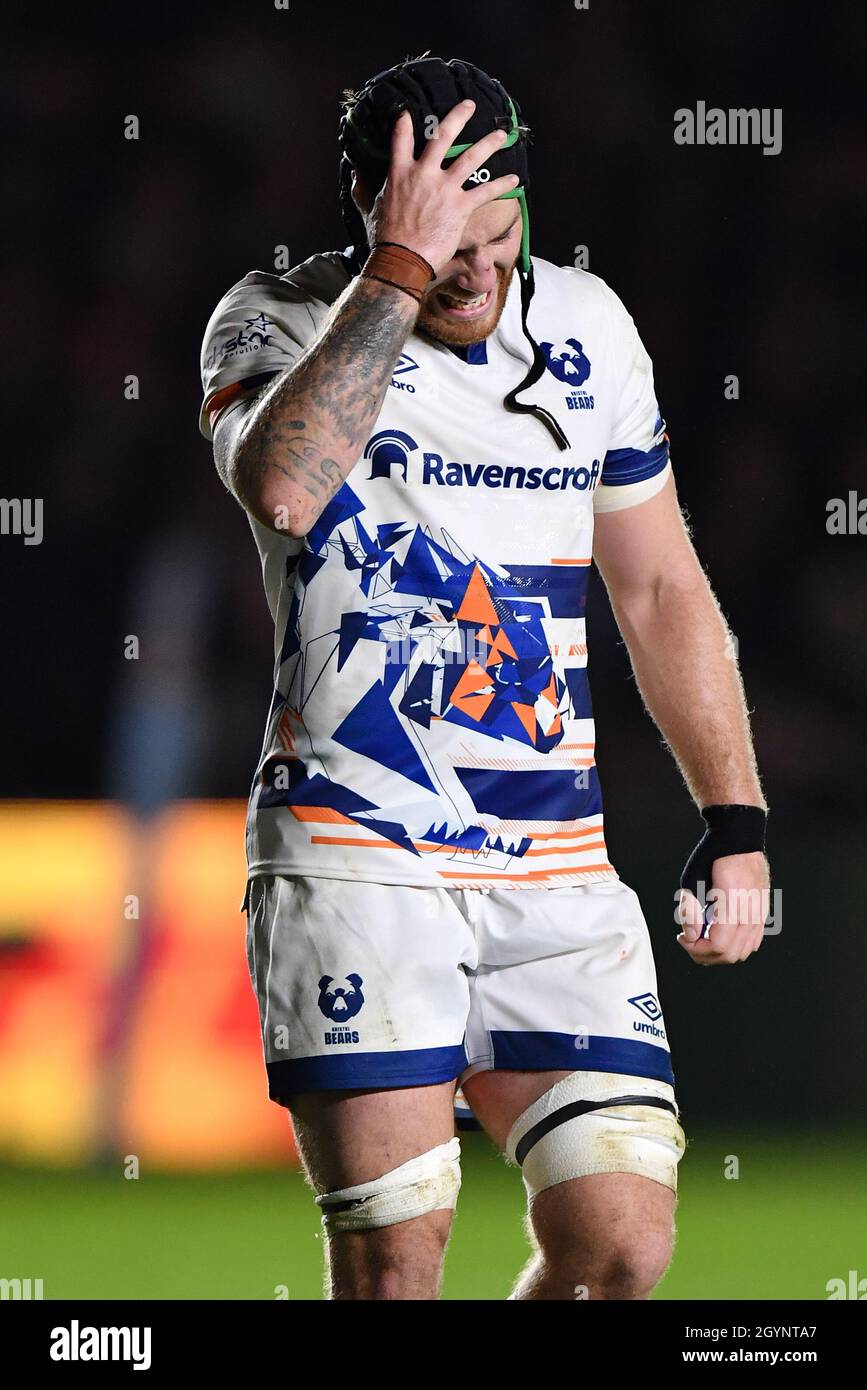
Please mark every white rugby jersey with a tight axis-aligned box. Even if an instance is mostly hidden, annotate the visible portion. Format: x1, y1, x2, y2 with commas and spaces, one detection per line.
199, 251, 671, 889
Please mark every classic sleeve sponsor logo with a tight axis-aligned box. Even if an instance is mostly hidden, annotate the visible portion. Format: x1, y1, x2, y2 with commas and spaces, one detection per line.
203, 312, 275, 372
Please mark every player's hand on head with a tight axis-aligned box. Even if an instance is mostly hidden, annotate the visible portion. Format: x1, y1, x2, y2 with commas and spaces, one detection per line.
676, 851, 770, 966
366, 101, 520, 276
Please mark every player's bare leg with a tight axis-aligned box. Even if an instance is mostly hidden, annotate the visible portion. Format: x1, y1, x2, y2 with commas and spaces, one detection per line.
513, 1169, 675, 1301
463, 1069, 676, 1300
289, 1081, 457, 1300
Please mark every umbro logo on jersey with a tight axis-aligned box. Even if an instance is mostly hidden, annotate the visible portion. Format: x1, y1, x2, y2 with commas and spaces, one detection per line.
393, 353, 419, 375
364, 429, 601, 492
390, 353, 419, 394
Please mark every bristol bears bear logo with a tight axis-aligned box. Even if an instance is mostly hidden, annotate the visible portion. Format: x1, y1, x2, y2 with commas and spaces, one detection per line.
317, 974, 365, 1022
540, 338, 592, 387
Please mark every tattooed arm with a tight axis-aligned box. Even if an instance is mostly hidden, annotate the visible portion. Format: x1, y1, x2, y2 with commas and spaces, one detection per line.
213, 276, 417, 536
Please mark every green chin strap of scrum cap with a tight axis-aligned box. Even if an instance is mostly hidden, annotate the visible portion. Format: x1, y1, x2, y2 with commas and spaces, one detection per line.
439, 100, 531, 274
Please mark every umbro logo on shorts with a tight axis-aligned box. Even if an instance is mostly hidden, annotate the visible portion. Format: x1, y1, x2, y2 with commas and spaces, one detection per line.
628, 992, 662, 1021
628, 992, 666, 1040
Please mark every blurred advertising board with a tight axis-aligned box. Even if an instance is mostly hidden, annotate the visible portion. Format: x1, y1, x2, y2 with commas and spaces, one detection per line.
0, 802, 294, 1168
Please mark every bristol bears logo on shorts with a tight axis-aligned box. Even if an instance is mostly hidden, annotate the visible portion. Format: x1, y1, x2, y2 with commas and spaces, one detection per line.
318, 974, 365, 1022
540, 338, 592, 388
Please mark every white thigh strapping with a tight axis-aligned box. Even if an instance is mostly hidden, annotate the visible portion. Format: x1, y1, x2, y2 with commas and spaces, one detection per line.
505, 1071, 686, 1196
315, 1137, 462, 1232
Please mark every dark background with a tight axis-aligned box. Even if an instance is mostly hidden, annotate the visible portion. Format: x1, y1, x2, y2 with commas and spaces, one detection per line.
3, 0, 865, 1121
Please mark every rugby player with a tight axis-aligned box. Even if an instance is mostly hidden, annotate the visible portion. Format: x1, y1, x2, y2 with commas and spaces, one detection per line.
199, 56, 770, 1300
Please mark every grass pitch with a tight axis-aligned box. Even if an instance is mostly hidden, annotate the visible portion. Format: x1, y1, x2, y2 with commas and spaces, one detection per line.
2, 1130, 863, 1301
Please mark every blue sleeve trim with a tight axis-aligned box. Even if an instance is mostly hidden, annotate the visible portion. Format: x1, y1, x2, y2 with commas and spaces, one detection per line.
601, 439, 670, 486
602, 413, 670, 486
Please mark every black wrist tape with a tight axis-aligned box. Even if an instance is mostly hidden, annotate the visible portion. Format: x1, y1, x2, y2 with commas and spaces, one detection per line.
680, 804, 768, 902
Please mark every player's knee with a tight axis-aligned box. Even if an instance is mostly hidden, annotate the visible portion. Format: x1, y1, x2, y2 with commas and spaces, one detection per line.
362, 1259, 438, 1302
539, 1218, 674, 1299
581, 1229, 672, 1299
313, 1137, 460, 1299
328, 1209, 453, 1299
597, 1221, 673, 1298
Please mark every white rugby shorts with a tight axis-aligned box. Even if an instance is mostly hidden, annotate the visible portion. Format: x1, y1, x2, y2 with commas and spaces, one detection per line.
243, 874, 675, 1106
